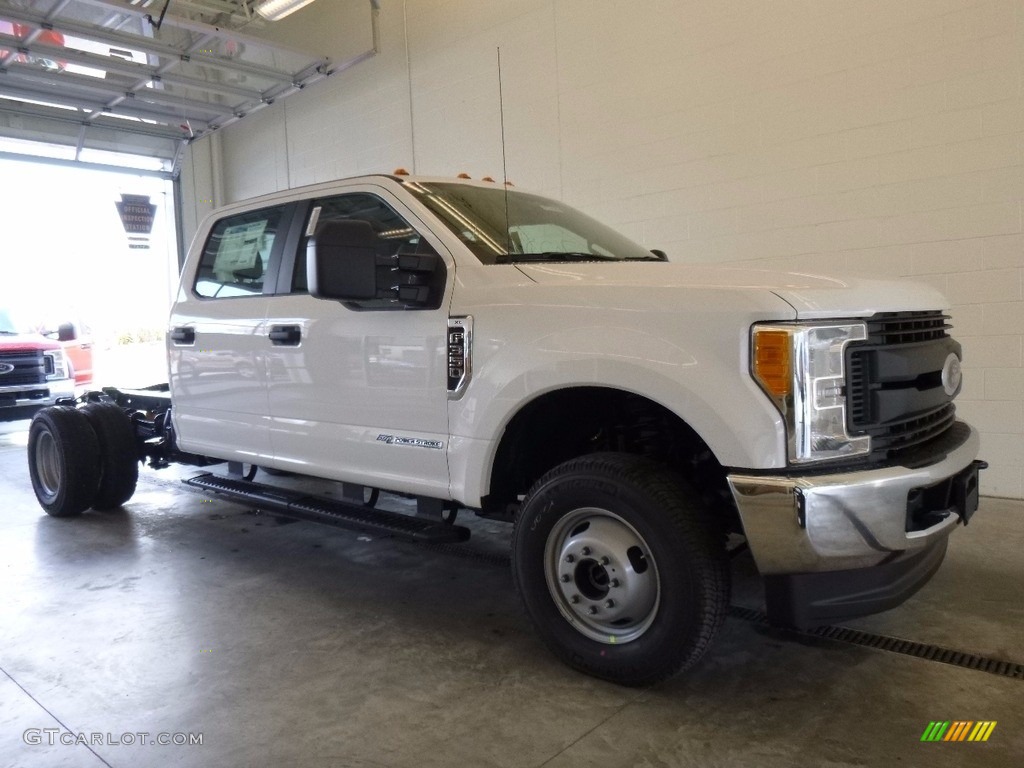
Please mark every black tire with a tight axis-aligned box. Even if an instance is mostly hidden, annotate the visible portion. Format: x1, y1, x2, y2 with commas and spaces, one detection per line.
512, 453, 730, 686
81, 402, 139, 510
27, 406, 101, 517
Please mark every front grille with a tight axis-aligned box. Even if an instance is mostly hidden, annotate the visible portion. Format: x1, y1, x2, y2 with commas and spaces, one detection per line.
0, 350, 47, 387
864, 311, 950, 345
847, 349, 873, 425
862, 403, 957, 455
847, 311, 958, 462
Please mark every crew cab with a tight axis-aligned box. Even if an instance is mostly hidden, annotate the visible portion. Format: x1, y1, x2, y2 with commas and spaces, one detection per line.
25, 173, 984, 685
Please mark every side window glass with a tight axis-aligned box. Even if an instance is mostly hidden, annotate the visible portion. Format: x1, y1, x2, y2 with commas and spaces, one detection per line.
292, 193, 441, 309
194, 205, 285, 299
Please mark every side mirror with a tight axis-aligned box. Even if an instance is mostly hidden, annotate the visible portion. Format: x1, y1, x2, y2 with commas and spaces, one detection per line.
307, 220, 443, 308
57, 322, 76, 342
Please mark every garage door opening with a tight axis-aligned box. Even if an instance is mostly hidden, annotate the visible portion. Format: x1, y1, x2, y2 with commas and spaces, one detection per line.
0, 147, 178, 392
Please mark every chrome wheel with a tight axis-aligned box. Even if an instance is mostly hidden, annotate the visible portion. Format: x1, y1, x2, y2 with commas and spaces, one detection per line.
544, 507, 660, 644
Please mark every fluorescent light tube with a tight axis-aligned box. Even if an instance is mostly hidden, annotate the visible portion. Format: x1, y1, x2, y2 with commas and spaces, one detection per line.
255, 0, 317, 21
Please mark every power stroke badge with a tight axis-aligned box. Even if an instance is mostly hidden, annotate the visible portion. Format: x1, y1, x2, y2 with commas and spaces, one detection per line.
377, 434, 444, 450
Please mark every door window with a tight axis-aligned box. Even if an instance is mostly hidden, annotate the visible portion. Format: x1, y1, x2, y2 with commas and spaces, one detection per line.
194, 205, 286, 299
291, 193, 443, 309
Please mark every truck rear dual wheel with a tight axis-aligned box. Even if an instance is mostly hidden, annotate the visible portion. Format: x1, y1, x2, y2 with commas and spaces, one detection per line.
512, 453, 730, 686
28, 406, 101, 517
81, 402, 139, 510
27, 403, 138, 517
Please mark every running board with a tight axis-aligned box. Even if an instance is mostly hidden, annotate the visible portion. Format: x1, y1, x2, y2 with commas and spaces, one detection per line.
183, 473, 470, 544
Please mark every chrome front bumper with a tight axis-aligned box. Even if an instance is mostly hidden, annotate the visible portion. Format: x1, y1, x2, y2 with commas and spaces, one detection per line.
0, 379, 76, 410
727, 424, 981, 575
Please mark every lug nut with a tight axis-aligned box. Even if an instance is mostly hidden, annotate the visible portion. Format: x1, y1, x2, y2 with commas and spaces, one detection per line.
581, 547, 592, 556
587, 606, 598, 615
560, 574, 571, 583
565, 554, 576, 564
570, 595, 580, 604
605, 599, 615, 609
609, 579, 620, 588
600, 556, 610, 566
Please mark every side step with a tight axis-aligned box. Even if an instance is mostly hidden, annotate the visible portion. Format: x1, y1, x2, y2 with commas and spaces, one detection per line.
183, 473, 470, 544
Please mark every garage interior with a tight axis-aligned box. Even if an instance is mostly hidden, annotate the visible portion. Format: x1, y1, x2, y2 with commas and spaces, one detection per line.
1, 0, 1022, 766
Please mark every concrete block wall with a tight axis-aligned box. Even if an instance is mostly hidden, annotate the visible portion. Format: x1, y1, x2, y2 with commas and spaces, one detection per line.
184, 0, 1024, 498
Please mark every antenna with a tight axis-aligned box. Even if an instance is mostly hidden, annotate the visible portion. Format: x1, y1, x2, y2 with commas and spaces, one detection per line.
497, 47, 511, 256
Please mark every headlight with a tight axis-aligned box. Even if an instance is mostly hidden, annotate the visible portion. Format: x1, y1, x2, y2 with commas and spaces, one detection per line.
44, 349, 69, 381
752, 322, 870, 463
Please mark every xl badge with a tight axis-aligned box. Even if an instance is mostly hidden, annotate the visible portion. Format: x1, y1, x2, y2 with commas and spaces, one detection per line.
0, 363, 14, 375
941, 352, 962, 397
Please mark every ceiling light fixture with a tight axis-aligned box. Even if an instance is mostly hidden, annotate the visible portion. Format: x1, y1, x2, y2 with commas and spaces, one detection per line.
255, 0, 318, 21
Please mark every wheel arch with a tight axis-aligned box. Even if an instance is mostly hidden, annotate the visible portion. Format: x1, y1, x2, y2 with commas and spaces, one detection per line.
475, 384, 739, 530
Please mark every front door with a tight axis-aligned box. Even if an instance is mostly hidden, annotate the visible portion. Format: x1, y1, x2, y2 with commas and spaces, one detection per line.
263, 188, 453, 498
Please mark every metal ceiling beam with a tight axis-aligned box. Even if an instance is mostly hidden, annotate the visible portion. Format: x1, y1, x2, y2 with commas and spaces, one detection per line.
0, 81, 211, 130
1, 66, 238, 117
0, 0, 71, 67
0, 0, 355, 176
0, 97, 192, 141
23, 40, 265, 102
0, 148, 174, 178
72, 0, 318, 60
0, 5, 310, 84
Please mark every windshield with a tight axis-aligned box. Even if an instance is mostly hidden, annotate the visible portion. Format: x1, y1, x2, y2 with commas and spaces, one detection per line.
0, 308, 17, 335
406, 182, 659, 265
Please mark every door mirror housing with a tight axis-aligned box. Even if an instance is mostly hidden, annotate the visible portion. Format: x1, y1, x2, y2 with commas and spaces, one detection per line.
57, 322, 77, 342
307, 220, 443, 308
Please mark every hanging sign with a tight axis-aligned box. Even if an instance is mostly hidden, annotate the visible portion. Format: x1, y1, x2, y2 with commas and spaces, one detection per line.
115, 194, 157, 249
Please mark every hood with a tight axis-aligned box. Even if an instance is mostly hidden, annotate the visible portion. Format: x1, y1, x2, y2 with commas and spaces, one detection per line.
514, 262, 949, 319
0, 332, 61, 352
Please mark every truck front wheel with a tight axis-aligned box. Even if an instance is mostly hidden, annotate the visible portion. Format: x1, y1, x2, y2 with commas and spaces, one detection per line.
27, 406, 101, 517
512, 453, 729, 686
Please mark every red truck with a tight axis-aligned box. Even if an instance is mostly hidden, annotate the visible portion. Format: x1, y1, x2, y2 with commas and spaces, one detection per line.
0, 308, 79, 420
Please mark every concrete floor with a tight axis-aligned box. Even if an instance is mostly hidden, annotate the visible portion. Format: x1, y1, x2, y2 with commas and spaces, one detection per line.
1, 418, 1022, 768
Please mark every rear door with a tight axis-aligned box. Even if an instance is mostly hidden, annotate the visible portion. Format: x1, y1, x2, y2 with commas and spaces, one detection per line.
169, 203, 296, 463
263, 187, 454, 498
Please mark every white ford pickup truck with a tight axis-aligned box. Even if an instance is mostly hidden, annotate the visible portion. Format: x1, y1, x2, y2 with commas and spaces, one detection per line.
26, 173, 984, 685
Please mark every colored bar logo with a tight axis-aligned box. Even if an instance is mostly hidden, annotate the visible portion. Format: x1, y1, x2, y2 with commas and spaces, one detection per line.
921, 721, 997, 742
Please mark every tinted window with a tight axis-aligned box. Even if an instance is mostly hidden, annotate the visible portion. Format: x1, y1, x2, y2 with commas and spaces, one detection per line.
194, 206, 285, 298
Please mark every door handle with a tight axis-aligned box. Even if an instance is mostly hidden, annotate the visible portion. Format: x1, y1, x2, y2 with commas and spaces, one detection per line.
269, 325, 301, 346
170, 327, 195, 345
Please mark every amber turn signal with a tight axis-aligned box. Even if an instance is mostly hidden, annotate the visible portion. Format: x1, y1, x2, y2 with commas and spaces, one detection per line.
753, 329, 792, 398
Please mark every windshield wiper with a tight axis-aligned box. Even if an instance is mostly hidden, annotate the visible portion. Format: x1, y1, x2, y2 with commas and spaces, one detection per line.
0, 330, 18, 335
499, 252, 664, 264
498, 252, 622, 264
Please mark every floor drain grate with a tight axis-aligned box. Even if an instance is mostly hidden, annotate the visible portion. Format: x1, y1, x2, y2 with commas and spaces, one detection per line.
729, 605, 1024, 680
